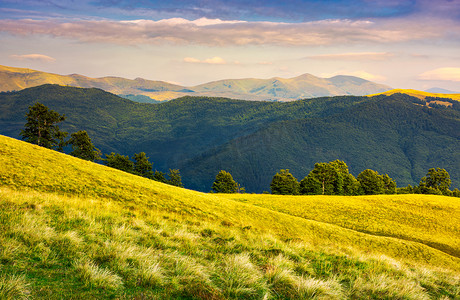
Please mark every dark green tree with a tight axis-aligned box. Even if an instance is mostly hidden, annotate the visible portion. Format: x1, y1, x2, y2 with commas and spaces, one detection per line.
104, 152, 134, 173
419, 168, 451, 195
452, 188, 460, 198
270, 169, 299, 195
68, 130, 101, 161
152, 170, 167, 183
211, 170, 238, 193
20, 102, 67, 150
167, 169, 183, 187
300, 160, 359, 195
357, 169, 396, 195
132, 152, 153, 178
382, 174, 397, 194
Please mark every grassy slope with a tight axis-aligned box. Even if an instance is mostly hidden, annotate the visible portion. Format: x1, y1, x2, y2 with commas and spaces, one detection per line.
1, 135, 459, 299
223, 194, 460, 258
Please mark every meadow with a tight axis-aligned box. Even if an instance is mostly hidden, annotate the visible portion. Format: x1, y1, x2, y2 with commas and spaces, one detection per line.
0, 134, 459, 299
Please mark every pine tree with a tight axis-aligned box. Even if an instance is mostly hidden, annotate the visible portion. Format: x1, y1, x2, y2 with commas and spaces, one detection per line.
132, 152, 153, 178
167, 169, 183, 187
20, 102, 67, 150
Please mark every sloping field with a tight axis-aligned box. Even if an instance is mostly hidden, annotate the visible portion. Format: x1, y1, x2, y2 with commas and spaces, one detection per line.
0, 135, 459, 299
222, 194, 460, 258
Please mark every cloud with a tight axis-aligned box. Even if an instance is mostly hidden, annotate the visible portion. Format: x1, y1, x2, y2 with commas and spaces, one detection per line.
307, 52, 393, 61
184, 56, 227, 64
10, 54, 56, 62
418, 68, 460, 82
321, 70, 387, 82
0, 17, 457, 47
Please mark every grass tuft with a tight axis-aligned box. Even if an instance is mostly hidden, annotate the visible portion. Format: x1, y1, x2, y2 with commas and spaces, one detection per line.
214, 253, 269, 299
0, 274, 31, 300
73, 259, 123, 290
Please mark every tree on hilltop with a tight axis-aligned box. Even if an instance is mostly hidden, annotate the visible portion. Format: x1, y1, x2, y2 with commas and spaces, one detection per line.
20, 102, 67, 150
357, 169, 396, 195
300, 160, 360, 195
211, 170, 238, 193
418, 168, 451, 195
270, 169, 299, 195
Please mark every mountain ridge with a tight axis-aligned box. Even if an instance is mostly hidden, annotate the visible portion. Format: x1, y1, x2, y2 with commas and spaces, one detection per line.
0, 64, 391, 101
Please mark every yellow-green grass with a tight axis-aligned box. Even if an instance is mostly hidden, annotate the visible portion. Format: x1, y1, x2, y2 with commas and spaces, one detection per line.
0, 134, 459, 269
222, 194, 460, 259
1, 185, 459, 299
1, 134, 460, 298
367, 88, 460, 101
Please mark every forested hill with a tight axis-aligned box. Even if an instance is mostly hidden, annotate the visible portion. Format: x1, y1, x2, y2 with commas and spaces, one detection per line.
0, 84, 367, 169
181, 94, 460, 192
0, 84, 458, 192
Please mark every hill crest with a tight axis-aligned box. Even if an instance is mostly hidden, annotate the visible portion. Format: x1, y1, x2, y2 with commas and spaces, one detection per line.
0, 64, 391, 101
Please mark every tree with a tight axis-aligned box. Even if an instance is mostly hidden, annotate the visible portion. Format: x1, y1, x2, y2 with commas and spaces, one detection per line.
167, 169, 183, 188
104, 152, 134, 173
211, 170, 238, 193
270, 169, 299, 195
356, 169, 396, 195
382, 174, 397, 194
132, 152, 153, 178
300, 160, 359, 195
419, 168, 451, 195
152, 170, 167, 183
68, 130, 101, 161
20, 102, 67, 150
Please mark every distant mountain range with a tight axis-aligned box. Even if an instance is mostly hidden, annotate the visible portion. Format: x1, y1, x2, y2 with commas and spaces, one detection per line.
1, 84, 458, 192
0, 64, 391, 101
425, 87, 459, 94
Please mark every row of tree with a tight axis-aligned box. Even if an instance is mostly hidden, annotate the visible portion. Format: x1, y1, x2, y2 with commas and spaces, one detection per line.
210, 160, 458, 197
20, 103, 183, 187
105, 152, 183, 187
269, 160, 458, 197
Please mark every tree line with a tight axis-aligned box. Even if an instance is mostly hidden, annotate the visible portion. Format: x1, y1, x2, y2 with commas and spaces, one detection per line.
268, 160, 458, 197
20, 103, 182, 187
211, 161, 458, 197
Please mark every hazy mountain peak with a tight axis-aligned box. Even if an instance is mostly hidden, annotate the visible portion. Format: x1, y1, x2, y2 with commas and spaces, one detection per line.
0, 64, 391, 101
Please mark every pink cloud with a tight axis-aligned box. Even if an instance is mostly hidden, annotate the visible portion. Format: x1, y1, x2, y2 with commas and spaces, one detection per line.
10, 53, 56, 62
0, 17, 457, 47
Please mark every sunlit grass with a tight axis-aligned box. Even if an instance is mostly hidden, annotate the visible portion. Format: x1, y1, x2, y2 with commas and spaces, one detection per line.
367, 88, 460, 101
222, 193, 460, 258
1, 134, 460, 299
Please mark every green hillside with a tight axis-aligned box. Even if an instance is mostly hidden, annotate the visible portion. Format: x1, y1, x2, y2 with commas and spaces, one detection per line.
181, 94, 460, 192
0, 85, 459, 192
0, 84, 366, 174
0, 135, 459, 299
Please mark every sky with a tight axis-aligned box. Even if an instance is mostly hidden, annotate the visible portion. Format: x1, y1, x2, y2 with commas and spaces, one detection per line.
1, 0, 460, 91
